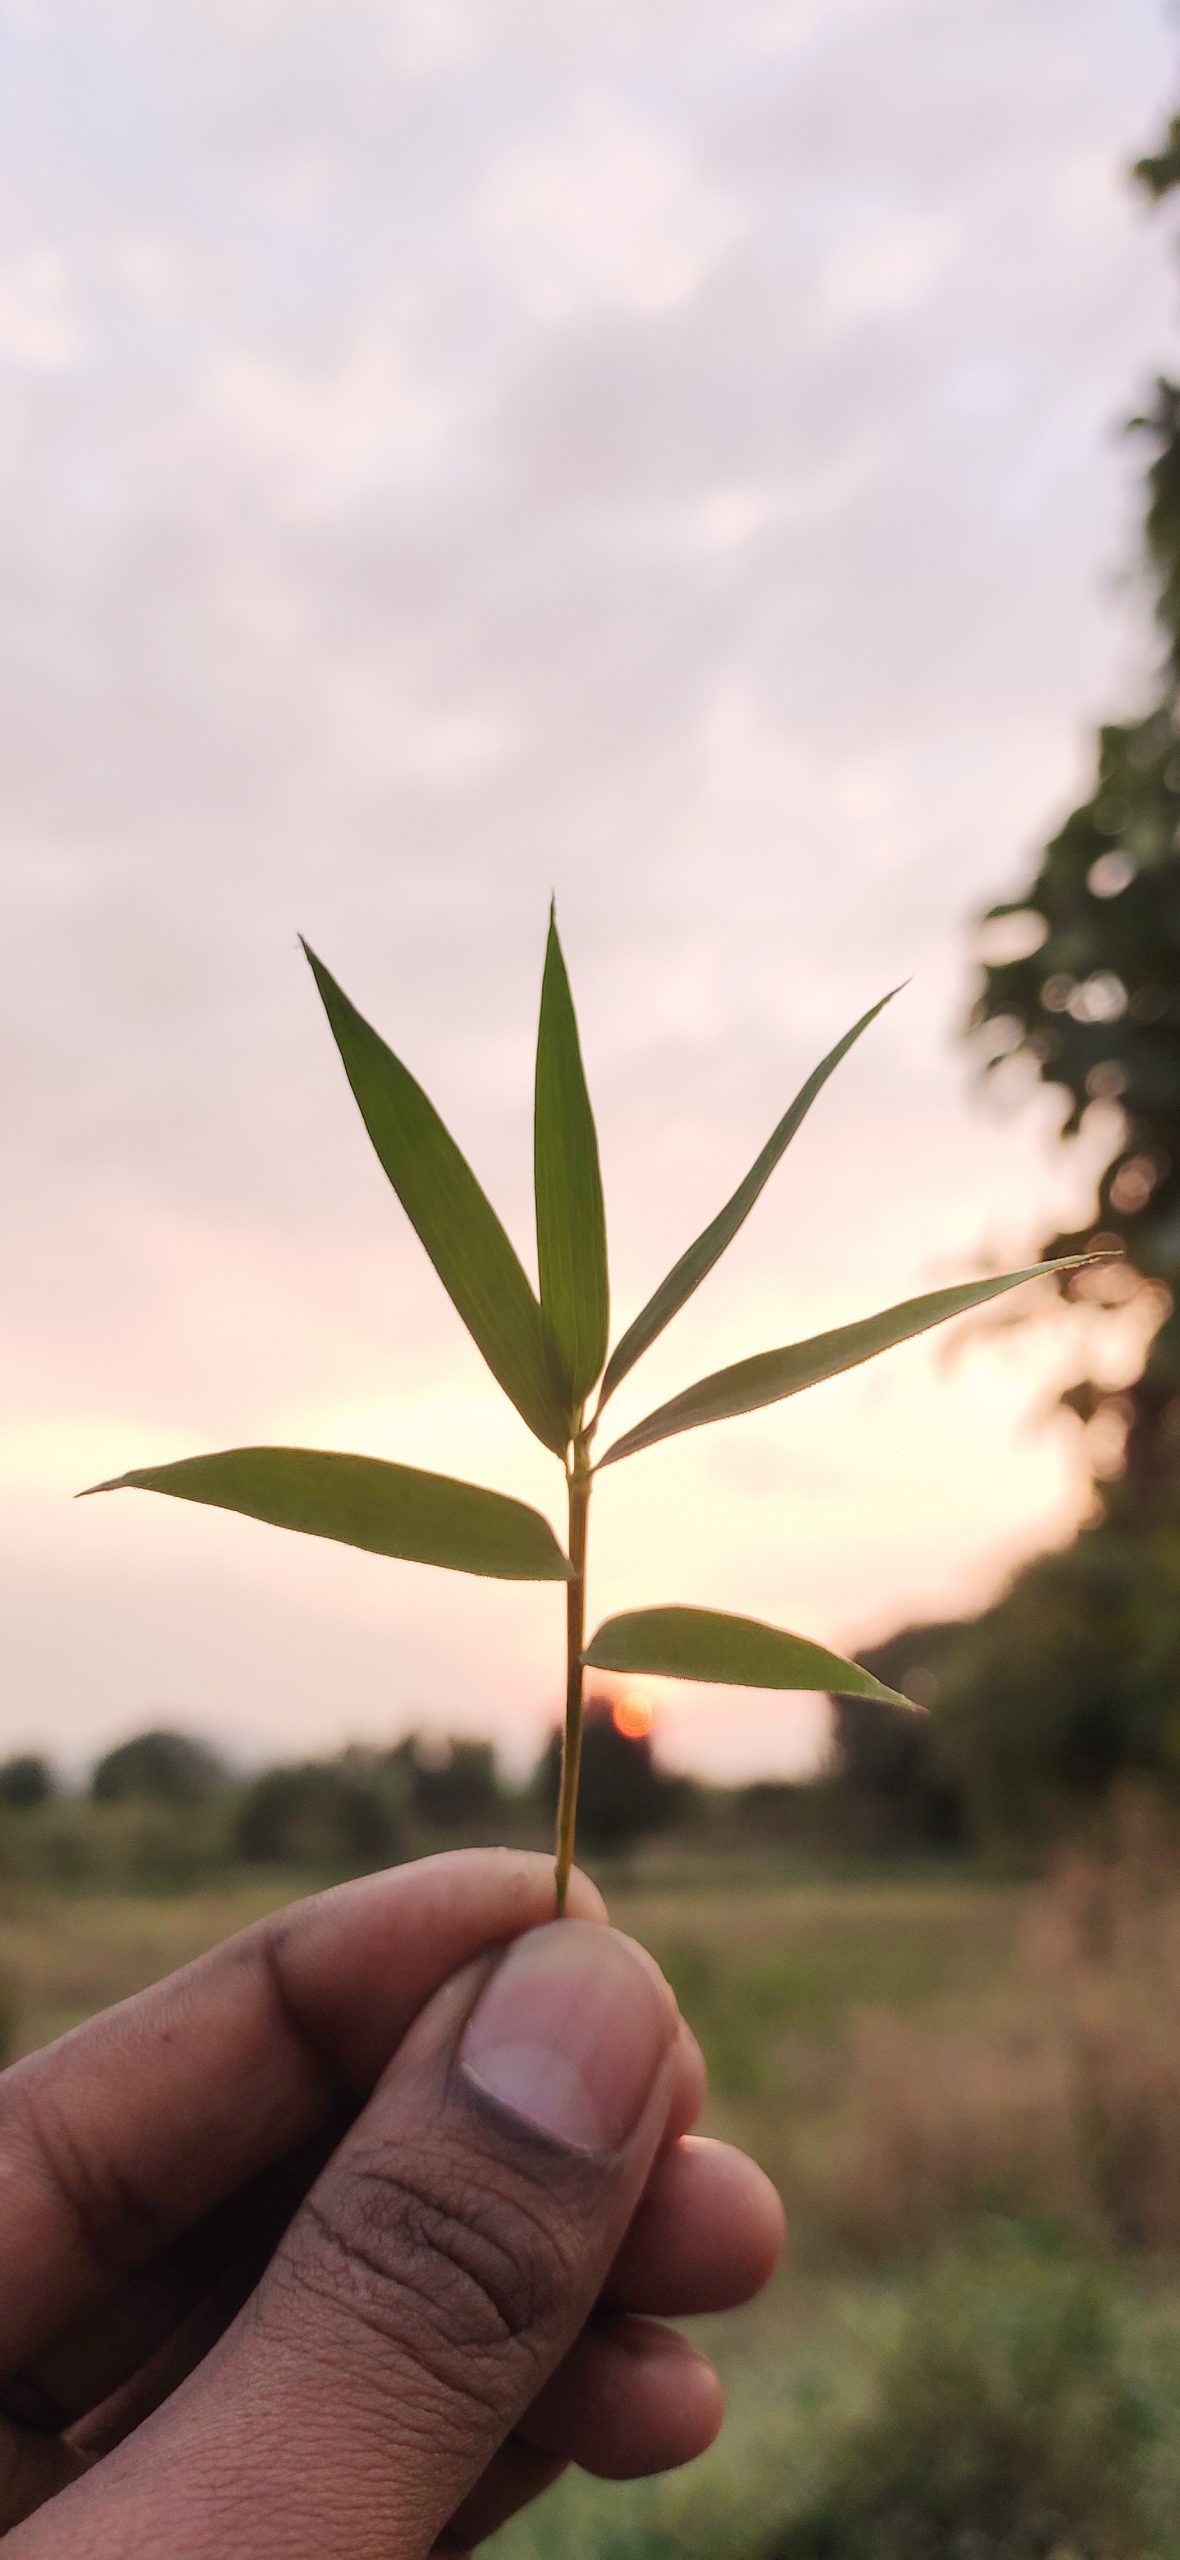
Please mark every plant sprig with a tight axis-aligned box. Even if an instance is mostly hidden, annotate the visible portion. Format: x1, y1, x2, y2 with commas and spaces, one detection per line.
85, 909, 1103, 1910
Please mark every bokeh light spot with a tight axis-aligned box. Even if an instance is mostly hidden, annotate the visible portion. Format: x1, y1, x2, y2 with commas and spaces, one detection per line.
612, 1689, 654, 1740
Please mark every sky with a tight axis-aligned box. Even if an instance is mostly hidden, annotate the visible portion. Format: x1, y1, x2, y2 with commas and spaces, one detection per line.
2, 0, 1179, 1783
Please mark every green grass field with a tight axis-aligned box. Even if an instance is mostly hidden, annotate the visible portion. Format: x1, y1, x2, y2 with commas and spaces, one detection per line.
7, 1860, 1180, 2555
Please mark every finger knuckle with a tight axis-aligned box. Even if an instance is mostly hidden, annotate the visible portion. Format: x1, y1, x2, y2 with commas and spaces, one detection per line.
3, 2074, 169, 2283
275, 2133, 579, 2407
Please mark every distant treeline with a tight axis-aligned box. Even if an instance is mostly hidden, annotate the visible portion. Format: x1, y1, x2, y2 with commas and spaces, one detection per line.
0, 1701, 703, 1892
9, 1519, 1180, 1893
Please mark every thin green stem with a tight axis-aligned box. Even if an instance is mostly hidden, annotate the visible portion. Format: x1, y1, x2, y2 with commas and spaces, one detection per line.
554, 1444, 591, 1914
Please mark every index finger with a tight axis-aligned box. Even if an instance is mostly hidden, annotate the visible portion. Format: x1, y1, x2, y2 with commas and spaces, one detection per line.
0, 1850, 606, 2381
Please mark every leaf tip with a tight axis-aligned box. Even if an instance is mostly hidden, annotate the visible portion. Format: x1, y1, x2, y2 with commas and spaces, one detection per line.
881, 1680, 927, 1715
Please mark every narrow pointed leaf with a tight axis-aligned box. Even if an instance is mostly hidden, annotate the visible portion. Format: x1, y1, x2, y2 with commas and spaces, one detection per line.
599, 988, 900, 1410
534, 906, 609, 1412
303, 943, 568, 1455
597, 1255, 1101, 1467
585, 1606, 917, 1706
82, 1448, 573, 1581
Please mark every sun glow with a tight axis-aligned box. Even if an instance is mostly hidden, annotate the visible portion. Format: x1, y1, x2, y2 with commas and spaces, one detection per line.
611, 1687, 654, 1741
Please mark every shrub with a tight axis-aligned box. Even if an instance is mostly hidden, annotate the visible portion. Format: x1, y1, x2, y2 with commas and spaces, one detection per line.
764, 2243, 1172, 2560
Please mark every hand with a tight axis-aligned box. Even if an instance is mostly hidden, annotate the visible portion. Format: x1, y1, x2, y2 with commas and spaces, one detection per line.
0, 1851, 784, 2555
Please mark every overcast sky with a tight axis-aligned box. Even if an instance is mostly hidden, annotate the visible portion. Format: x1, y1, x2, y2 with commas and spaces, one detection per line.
2, 0, 1178, 1781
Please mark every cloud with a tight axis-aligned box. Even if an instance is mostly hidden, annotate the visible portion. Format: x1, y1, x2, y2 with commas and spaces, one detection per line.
819, 213, 956, 323
202, 328, 452, 516
479, 94, 739, 316
0, 248, 81, 369
106, 232, 183, 310
385, 0, 480, 75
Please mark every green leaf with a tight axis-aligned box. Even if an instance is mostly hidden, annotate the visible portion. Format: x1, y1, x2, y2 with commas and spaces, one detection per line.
584, 1606, 916, 1705
534, 905, 609, 1415
302, 943, 568, 1455
597, 1255, 1101, 1467
598, 988, 899, 1411
81, 1447, 573, 1582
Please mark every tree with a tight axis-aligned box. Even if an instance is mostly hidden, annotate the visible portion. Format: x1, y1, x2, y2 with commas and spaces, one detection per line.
934, 1522, 1180, 1852
934, 100, 1180, 1850
535, 1697, 682, 1854
967, 129, 1180, 1523
829, 1624, 967, 1852
0, 1754, 55, 1810
91, 1728, 227, 1806
386, 1734, 502, 1832
234, 1761, 401, 1874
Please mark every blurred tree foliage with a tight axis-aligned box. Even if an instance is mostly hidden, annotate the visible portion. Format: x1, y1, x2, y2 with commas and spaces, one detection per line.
913, 109, 1180, 1853
234, 1759, 402, 1874
1, 1713, 705, 1893
838, 1543, 1180, 1858
0, 1755, 56, 1811
830, 1627, 967, 1853
536, 1697, 688, 1853
968, 133, 1180, 1519
936, 1525, 1180, 1851
386, 1733, 502, 1832
91, 1728, 227, 1807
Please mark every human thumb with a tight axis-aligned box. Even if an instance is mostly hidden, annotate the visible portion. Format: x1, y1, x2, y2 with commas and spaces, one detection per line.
41, 1922, 682, 2560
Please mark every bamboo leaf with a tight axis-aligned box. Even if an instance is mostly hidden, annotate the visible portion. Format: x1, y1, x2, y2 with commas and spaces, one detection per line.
80, 1447, 573, 1581
585, 1606, 916, 1705
597, 1255, 1100, 1467
303, 943, 568, 1455
598, 988, 899, 1410
534, 905, 609, 1413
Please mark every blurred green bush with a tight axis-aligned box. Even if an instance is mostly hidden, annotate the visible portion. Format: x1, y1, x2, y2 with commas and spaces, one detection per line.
765, 2240, 1178, 2560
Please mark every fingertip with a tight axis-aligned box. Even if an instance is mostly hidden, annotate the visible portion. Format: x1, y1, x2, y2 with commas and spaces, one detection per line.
520, 2315, 725, 2479
751, 2153, 788, 2283
665, 2022, 707, 2143
611, 2324, 726, 2475
608, 2136, 787, 2316
564, 1865, 609, 1925
686, 2140, 787, 2293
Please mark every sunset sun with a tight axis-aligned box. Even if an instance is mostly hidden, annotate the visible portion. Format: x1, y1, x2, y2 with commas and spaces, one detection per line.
611, 1688, 655, 1742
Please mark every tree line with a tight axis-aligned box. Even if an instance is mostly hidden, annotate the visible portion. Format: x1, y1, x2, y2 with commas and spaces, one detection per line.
0, 1706, 699, 1891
